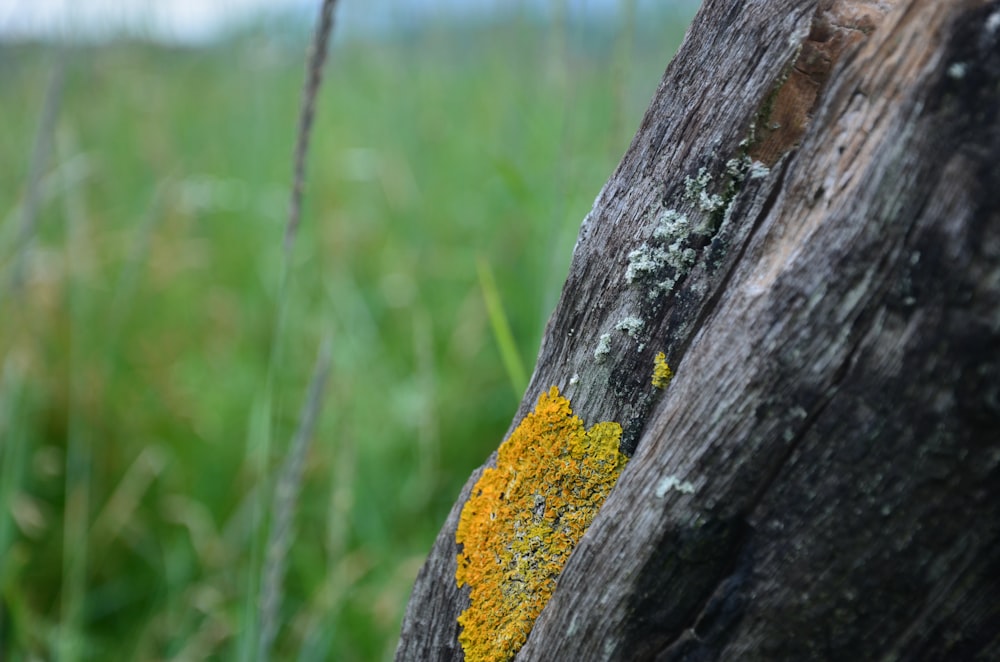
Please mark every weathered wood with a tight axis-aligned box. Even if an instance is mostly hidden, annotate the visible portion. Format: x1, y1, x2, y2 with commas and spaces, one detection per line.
396, 0, 1000, 659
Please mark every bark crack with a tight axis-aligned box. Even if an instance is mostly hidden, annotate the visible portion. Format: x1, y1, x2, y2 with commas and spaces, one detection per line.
680, 153, 794, 365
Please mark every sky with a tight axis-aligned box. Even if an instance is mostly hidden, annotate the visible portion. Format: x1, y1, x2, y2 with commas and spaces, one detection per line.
0, 0, 691, 44
0, 0, 310, 42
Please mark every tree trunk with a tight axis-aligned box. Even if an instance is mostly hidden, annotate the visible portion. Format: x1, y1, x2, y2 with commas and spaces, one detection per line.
396, 0, 1000, 660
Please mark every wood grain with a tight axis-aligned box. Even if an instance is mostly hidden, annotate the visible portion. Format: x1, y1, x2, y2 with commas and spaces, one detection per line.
396, 0, 1000, 659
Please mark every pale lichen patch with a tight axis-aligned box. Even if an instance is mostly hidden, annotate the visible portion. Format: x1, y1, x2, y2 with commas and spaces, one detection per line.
653, 209, 691, 241
626, 235, 696, 300
988, 9, 1000, 34
748, 160, 771, 179
684, 167, 725, 213
626, 167, 732, 298
628, 154, 754, 301
614, 316, 645, 338
594, 333, 612, 362
626, 243, 670, 283
455, 387, 628, 662
654, 475, 696, 498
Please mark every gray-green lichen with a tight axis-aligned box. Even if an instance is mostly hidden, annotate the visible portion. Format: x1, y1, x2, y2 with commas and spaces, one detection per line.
624, 206, 701, 300
614, 316, 645, 338
625, 244, 671, 284
947, 62, 967, 79
988, 10, 1000, 34
654, 475, 695, 498
594, 333, 612, 362
625, 148, 762, 301
748, 161, 770, 179
684, 168, 725, 213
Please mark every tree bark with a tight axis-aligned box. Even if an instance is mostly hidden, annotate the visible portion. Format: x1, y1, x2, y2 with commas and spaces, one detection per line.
396, 0, 1000, 659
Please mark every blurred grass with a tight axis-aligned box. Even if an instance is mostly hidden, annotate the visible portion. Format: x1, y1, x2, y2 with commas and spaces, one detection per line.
0, 9, 693, 661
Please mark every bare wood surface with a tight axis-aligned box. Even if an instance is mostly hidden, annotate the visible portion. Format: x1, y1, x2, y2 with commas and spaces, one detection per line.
396, 0, 1000, 659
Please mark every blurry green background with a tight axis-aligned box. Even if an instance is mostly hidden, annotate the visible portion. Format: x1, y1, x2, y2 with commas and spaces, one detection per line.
0, 3, 694, 659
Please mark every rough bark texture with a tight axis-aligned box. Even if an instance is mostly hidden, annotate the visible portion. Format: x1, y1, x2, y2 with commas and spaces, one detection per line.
396, 0, 1000, 659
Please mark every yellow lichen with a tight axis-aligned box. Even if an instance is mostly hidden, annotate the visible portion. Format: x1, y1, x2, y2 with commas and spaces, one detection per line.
455, 386, 628, 662
652, 351, 673, 389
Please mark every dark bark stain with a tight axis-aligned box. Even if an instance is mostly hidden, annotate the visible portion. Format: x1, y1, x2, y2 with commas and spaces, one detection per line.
617, 516, 750, 660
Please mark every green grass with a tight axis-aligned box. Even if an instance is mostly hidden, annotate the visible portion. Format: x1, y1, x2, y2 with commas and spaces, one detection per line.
0, 11, 693, 660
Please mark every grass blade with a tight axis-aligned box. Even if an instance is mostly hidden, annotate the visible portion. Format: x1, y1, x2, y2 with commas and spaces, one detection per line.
285, 0, 339, 253
258, 338, 332, 661
6, 51, 64, 299
477, 256, 528, 398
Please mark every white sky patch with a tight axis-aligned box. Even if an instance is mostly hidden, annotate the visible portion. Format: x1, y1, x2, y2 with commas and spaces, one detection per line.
0, 0, 310, 42
0, 0, 699, 44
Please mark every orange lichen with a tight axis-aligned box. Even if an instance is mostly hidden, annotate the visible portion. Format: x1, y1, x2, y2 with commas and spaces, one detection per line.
652, 352, 673, 389
455, 386, 627, 662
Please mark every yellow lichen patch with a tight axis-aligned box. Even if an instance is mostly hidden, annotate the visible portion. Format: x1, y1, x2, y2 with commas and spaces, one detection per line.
652, 351, 673, 389
455, 386, 627, 662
